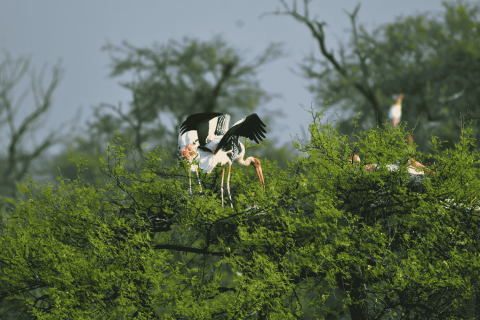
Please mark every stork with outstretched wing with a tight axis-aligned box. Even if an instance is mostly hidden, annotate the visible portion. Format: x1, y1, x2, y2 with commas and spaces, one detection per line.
178, 112, 266, 207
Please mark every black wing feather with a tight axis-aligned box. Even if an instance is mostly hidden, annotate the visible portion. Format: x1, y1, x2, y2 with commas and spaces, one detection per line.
214, 114, 267, 154
179, 112, 229, 147
179, 112, 224, 135
197, 146, 214, 154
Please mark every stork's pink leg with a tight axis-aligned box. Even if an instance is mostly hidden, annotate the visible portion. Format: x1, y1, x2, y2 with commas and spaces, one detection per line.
227, 164, 233, 208
221, 166, 226, 207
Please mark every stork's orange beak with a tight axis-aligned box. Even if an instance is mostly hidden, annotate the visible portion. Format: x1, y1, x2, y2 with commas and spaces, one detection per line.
251, 158, 265, 189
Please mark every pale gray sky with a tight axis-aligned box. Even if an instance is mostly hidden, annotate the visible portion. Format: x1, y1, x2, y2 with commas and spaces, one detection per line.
1, 0, 452, 155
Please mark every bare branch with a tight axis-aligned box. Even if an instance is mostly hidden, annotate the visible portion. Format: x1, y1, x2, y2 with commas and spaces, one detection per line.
155, 244, 230, 257
344, 3, 370, 79
265, 1, 347, 77
0, 55, 68, 198
266, 0, 383, 126
14, 131, 58, 182
202, 59, 238, 113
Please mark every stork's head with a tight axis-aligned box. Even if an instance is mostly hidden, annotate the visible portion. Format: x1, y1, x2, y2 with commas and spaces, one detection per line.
180, 143, 197, 162
350, 154, 361, 163
248, 157, 265, 189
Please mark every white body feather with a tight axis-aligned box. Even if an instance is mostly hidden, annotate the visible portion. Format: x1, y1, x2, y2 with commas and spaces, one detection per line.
178, 131, 200, 172
205, 135, 223, 151
178, 130, 199, 150
197, 148, 232, 173
178, 130, 240, 173
389, 104, 401, 121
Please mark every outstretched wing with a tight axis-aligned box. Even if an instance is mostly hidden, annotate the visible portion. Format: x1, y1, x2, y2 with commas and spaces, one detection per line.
179, 113, 230, 147
214, 113, 266, 154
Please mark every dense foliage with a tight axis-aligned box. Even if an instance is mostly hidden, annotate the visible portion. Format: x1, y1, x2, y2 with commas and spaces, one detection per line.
1, 110, 479, 319
279, 0, 480, 155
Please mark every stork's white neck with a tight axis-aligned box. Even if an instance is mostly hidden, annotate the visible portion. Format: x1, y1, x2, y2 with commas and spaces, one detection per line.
239, 156, 254, 166
236, 142, 253, 166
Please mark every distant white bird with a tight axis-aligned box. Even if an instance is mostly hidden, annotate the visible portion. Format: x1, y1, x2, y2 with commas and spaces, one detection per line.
349, 153, 434, 175
178, 112, 266, 207
389, 94, 404, 127
439, 88, 465, 103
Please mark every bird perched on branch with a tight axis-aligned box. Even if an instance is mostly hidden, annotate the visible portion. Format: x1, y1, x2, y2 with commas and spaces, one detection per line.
349, 153, 435, 175
178, 112, 266, 207
389, 94, 404, 127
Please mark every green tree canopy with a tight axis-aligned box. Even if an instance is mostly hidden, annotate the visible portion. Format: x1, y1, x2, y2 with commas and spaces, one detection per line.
273, 0, 480, 155
2, 111, 479, 319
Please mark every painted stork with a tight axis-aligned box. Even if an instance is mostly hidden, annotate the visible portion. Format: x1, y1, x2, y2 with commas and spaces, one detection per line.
389, 94, 403, 127
177, 129, 203, 195
178, 112, 266, 207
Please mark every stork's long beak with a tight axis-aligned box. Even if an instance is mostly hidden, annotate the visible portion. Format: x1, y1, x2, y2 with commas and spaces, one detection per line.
251, 158, 265, 189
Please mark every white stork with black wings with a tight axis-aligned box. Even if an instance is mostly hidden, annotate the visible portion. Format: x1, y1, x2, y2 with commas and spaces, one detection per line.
178, 112, 266, 207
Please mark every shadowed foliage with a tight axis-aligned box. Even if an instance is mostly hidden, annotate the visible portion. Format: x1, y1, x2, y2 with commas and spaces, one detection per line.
1, 109, 479, 319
